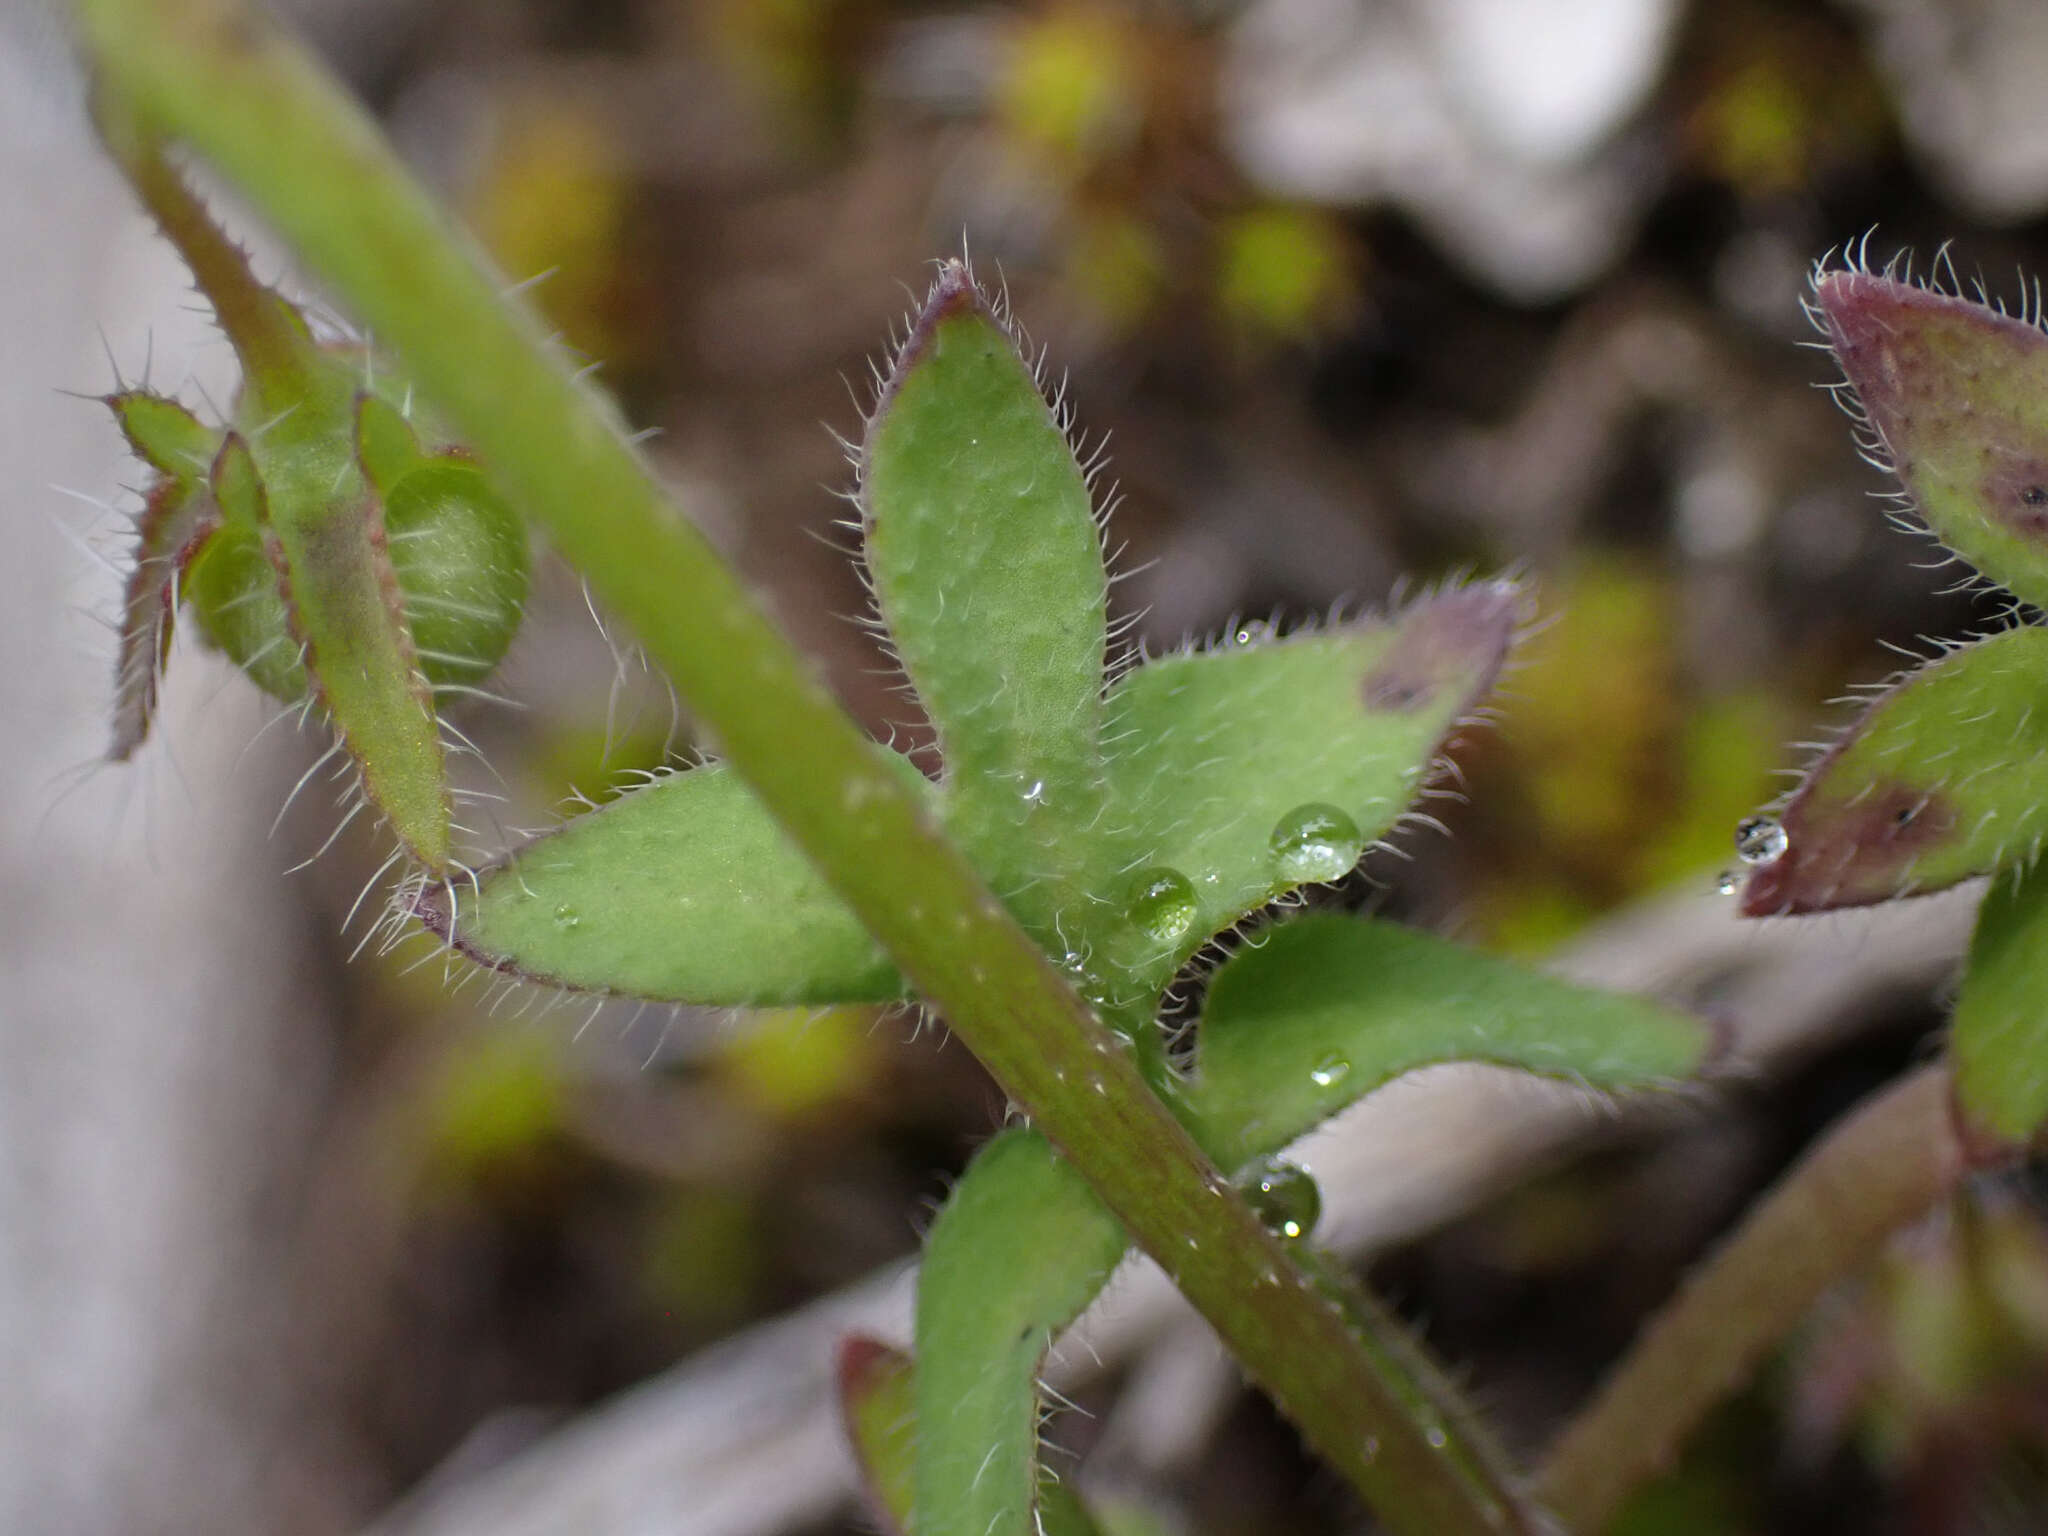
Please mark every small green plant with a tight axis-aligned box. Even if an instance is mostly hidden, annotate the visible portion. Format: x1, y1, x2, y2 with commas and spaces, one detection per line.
394, 263, 1708, 1535
110, 5, 2048, 1534
94, 101, 528, 876
76, 7, 1717, 1532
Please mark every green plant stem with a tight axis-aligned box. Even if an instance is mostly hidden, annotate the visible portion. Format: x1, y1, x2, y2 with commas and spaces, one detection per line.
1536, 1063, 1970, 1532
69, 4, 1536, 1532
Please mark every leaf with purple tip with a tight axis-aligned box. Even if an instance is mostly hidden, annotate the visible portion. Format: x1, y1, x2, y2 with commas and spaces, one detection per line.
1097, 585, 1518, 992
1739, 626, 2048, 917
860, 263, 1108, 933
1816, 270, 2048, 609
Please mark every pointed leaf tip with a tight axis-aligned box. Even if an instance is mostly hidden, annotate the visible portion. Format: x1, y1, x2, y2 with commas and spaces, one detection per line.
1359, 580, 1521, 714
859, 257, 1107, 934
423, 760, 912, 1006
1815, 268, 2048, 608
106, 391, 217, 483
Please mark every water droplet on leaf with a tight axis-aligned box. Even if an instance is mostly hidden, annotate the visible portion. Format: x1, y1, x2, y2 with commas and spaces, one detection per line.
552, 903, 580, 930
1237, 1155, 1321, 1242
1270, 803, 1364, 884
1309, 1052, 1351, 1089
1717, 869, 1739, 896
1128, 867, 1198, 944
1735, 815, 1787, 866
1022, 779, 1046, 805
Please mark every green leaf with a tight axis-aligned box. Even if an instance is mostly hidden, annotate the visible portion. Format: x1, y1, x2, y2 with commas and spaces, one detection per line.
1950, 857, 2048, 1143
838, 1336, 1108, 1536
916, 1128, 1127, 1536
1816, 270, 2048, 610
353, 389, 430, 496
1098, 584, 1518, 991
1738, 626, 2048, 917
235, 421, 455, 872
861, 264, 1108, 928
1186, 913, 1710, 1168
107, 389, 218, 486
423, 759, 912, 1005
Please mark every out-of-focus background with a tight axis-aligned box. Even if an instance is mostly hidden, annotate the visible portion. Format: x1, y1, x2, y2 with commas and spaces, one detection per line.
11, 1, 2048, 1532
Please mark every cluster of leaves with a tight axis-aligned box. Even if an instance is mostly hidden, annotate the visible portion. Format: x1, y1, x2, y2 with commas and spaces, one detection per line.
101, 123, 528, 877
385, 263, 1703, 1533
1737, 257, 2048, 1146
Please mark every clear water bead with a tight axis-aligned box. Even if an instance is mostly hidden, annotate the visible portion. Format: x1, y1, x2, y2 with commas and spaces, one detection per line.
1309, 1052, 1351, 1089
1237, 1155, 1321, 1243
1716, 869, 1740, 896
1270, 803, 1365, 885
1734, 815, 1787, 866
1128, 867, 1199, 944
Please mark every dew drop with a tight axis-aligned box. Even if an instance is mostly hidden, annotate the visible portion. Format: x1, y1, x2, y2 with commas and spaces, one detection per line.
1237, 1155, 1322, 1243
1309, 1052, 1351, 1090
1270, 803, 1365, 885
1716, 869, 1739, 896
1022, 779, 1047, 806
1734, 815, 1787, 866
1128, 867, 1199, 944
1425, 1426, 1448, 1450
552, 903, 580, 930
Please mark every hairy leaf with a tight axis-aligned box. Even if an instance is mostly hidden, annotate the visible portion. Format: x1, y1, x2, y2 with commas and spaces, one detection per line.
839, 1335, 1107, 1536
240, 416, 453, 872
1098, 585, 1517, 991
1816, 270, 2048, 610
1186, 912, 1711, 1167
1739, 627, 2048, 917
1951, 858, 2048, 1143
917, 1129, 1127, 1536
106, 391, 223, 759
861, 264, 1107, 929
422, 759, 913, 1005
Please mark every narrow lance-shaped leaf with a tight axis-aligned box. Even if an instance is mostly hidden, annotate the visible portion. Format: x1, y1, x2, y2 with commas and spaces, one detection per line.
1097, 584, 1517, 996
1815, 269, 2048, 611
1739, 626, 2048, 917
838, 1336, 1107, 1536
105, 391, 223, 759
241, 414, 454, 872
916, 1129, 1128, 1536
1185, 912, 1712, 1168
860, 263, 1109, 929
419, 759, 917, 1006
1950, 857, 2048, 1144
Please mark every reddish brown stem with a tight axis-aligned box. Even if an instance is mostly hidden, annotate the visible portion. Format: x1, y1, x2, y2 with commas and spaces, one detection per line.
1536, 1064, 1973, 1531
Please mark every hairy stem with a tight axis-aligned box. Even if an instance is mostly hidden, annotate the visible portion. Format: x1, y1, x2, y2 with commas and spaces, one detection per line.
92, 93, 311, 396
1536, 1064, 1970, 1531
70, 3, 1536, 1531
